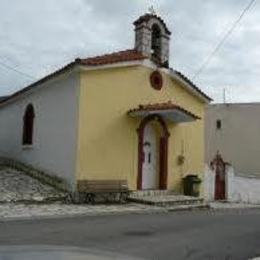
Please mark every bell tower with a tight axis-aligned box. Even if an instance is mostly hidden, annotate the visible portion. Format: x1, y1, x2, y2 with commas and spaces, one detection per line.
134, 12, 171, 67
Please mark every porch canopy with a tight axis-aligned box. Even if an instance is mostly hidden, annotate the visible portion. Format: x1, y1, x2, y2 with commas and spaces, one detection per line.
128, 101, 200, 123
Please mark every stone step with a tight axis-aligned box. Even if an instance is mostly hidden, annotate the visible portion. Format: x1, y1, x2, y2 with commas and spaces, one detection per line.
130, 190, 176, 198
128, 194, 204, 207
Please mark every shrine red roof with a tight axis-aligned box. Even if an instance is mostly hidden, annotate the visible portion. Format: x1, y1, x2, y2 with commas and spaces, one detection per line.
128, 101, 200, 120
79, 49, 147, 66
0, 51, 211, 106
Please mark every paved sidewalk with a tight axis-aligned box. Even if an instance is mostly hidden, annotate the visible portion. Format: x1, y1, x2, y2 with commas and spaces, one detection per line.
1, 199, 260, 222
210, 202, 260, 210
0, 203, 165, 221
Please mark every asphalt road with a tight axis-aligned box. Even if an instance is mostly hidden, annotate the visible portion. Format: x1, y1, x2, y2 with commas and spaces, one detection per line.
0, 209, 260, 260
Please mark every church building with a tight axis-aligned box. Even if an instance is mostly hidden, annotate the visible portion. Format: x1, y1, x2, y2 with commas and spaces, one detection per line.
0, 13, 211, 192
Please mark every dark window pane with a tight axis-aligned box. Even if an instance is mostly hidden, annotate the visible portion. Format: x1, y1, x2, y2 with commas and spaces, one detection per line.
23, 104, 35, 145
216, 120, 222, 130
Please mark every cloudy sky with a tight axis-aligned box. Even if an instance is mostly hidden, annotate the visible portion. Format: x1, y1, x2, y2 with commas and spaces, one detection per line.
0, 0, 259, 102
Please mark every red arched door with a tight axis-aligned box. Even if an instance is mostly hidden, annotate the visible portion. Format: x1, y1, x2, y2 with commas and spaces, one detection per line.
214, 156, 226, 200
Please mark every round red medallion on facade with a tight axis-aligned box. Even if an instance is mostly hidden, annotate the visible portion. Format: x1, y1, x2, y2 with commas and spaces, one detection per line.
150, 71, 163, 90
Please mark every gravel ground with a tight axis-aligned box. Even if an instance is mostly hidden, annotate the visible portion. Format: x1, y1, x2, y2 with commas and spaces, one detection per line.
0, 167, 65, 202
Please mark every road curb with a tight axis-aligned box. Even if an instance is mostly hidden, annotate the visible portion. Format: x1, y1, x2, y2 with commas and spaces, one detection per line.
0, 207, 168, 222
1, 204, 260, 223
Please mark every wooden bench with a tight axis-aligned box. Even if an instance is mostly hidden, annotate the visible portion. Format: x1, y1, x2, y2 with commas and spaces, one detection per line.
77, 180, 129, 203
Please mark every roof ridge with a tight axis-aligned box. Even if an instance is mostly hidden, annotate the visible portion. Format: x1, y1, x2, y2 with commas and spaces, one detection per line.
80, 49, 146, 60
173, 70, 212, 101
79, 49, 147, 66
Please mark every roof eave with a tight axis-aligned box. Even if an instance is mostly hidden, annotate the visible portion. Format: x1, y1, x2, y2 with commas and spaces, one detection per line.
78, 59, 212, 104
169, 70, 212, 103
0, 55, 212, 108
128, 108, 200, 123
78, 58, 149, 71
0, 60, 80, 107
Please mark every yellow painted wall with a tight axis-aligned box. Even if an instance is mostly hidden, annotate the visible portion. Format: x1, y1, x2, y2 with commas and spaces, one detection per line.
76, 65, 206, 192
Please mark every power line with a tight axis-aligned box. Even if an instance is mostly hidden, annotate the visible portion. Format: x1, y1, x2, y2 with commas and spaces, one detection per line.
192, 0, 256, 80
0, 59, 35, 80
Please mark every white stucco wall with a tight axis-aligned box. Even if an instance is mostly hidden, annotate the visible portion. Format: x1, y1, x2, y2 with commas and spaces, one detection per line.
227, 170, 260, 204
204, 165, 215, 201
204, 165, 260, 204
205, 103, 260, 177
0, 71, 79, 189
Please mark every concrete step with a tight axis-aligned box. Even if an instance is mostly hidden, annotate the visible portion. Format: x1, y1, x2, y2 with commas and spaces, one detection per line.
130, 190, 176, 198
128, 193, 204, 207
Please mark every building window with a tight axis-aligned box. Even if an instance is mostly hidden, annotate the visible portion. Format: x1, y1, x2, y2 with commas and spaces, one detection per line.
151, 24, 161, 61
22, 104, 35, 145
216, 119, 222, 130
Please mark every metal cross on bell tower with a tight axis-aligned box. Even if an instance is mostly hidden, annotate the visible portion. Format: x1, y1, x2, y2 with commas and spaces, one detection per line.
148, 5, 156, 15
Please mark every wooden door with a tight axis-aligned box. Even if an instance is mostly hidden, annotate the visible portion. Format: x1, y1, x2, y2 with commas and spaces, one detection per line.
159, 137, 167, 190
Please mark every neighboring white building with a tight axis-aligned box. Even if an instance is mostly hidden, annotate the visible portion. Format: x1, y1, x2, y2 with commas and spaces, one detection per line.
205, 103, 260, 176
0, 70, 80, 190
204, 103, 260, 204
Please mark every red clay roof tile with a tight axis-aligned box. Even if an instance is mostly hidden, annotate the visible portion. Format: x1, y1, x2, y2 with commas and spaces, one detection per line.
0, 50, 211, 106
128, 101, 200, 120
79, 49, 147, 66
78, 50, 211, 102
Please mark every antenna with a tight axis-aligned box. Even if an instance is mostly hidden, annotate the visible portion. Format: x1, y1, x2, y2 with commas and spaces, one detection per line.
223, 88, 226, 104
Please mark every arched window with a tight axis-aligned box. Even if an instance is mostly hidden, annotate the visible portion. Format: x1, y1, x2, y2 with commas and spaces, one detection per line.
22, 104, 35, 145
151, 24, 162, 61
